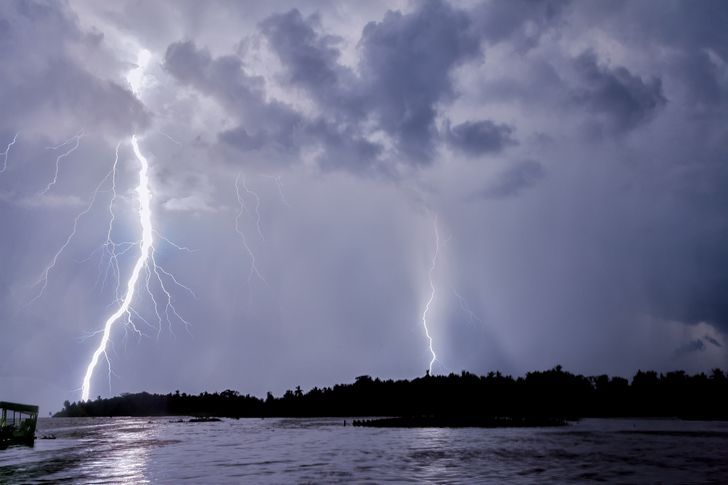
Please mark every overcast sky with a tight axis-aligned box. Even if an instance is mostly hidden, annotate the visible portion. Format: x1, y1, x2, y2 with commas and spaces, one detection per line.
1, 0, 726, 413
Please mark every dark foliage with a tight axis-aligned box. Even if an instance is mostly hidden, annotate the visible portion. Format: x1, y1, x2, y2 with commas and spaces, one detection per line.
55, 367, 728, 420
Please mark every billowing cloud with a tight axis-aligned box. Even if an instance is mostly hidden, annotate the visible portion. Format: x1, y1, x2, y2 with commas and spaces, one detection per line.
355, 0, 480, 160
164, 39, 383, 172
258, 1, 483, 165
570, 51, 667, 135
259, 9, 363, 118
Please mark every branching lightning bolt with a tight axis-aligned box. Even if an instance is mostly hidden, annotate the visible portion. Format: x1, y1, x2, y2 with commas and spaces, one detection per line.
80, 135, 152, 401
80, 135, 193, 401
26, 162, 115, 306
10, 50, 193, 400
96, 142, 123, 298
42, 130, 84, 195
234, 172, 267, 287
24, 134, 192, 398
422, 215, 440, 374
1, 132, 19, 174
155, 232, 198, 253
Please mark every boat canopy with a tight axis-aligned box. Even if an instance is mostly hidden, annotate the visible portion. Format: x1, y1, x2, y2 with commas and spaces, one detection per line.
0, 402, 39, 415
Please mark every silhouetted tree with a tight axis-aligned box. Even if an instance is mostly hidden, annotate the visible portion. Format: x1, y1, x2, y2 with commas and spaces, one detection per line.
55, 367, 728, 420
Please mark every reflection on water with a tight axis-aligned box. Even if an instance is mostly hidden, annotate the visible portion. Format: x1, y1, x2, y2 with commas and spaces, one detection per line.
0, 419, 161, 483
0, 417, 727, 483
85, 420, 152, 483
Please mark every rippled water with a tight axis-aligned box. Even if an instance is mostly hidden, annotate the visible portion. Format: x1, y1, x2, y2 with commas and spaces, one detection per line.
1, 417, 726, 483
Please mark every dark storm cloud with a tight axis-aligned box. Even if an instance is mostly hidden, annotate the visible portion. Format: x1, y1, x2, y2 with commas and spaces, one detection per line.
356, 0, 480, 161
164, 40, 304, 154
259, 9, 363, 118
445, 119, 516, 156
163, 1, 576, 171
572, 1, 727, 118
302, 120, 385, 174
259, 1, 482, 163
164, 40, 271, 119
165, 40, 383, 171
218, 121, 384, 173
0, 0, 149, 137
476, 51, 667, 138
570, 51, 667, 134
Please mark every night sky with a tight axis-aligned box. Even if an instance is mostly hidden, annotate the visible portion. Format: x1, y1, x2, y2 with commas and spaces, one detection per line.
1, 0, 726, 413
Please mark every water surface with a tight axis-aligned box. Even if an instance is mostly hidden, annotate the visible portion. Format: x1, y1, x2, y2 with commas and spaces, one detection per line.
1, 417, 726, 483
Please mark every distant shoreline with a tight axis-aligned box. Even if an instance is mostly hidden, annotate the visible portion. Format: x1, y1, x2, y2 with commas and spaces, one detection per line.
56, 367, 728, 422
352, 416, 569, 428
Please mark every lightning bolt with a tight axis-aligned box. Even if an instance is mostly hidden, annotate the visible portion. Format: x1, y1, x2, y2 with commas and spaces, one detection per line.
80, 135, 152, 401
156, 232, 198, 253
18, 134, 191, 399
96, 142, 123, 298
80, 135, 196, 400
422, 215, 440, 374
0, 132, 19, 174
42, 130, 84, 195
77, 46, 197, 399
234, 172, 267, 287
6, 49, 192, 400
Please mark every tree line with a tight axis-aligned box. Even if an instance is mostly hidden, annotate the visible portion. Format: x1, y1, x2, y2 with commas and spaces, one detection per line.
56, 367, 728, 420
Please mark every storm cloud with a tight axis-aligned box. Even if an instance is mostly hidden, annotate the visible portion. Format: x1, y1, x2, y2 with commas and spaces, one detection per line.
1, 0, 727, 413
570, 51, 667, 135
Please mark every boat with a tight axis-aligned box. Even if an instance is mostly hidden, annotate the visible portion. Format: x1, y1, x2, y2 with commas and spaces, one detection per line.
0, 401, 39, 448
